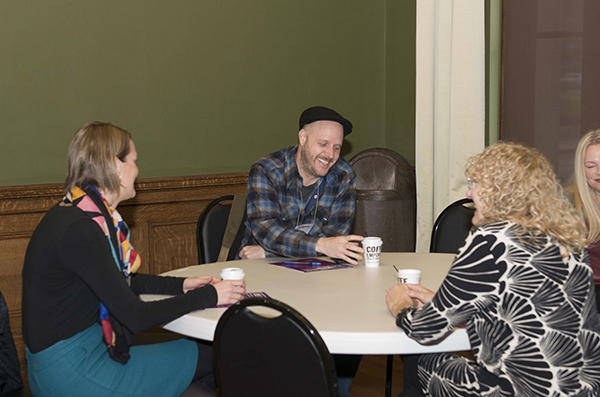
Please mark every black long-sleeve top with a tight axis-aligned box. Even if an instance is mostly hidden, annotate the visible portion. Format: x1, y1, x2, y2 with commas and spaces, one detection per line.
22, 197, 217, 353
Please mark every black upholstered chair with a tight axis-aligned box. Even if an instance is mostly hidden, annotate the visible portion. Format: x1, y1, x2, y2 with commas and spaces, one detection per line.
0, 290, 33, 397
196, 195, 246, 264
429, 198, 475, 254
349, 148, 416, 252
214, 297, 339, 397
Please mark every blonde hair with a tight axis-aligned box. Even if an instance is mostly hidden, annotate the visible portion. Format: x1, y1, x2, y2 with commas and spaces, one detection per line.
465, 142, 587, 254
64, 122, 131, 195
569, 129, 600, 243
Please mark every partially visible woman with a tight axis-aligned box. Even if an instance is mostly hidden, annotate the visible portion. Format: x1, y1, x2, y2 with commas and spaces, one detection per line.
570, 129, 600, 300
22, 122, 246, 397
387, 142, 600, 396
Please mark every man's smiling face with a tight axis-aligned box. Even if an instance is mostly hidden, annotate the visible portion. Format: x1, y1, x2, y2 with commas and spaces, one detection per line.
296, 120, 344, 186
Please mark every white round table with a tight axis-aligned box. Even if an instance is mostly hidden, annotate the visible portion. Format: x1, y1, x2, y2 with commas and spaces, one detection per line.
142, 253, 470, 355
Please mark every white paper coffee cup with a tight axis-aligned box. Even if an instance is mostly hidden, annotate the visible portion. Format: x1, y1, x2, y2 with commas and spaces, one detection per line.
362, 237, 383, 268
220, 267, 245, 280
397, 269, 421, 284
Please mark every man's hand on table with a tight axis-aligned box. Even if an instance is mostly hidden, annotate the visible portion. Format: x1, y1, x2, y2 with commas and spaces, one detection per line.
315, 235, 365, 265
239, 245, 266, 259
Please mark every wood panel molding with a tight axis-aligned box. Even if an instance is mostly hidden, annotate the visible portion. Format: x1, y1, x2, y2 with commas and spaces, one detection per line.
0, 172, 248, 383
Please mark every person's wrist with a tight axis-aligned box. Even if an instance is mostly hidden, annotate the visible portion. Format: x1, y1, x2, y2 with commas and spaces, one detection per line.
315, 237, 325, 255
397, 299, 413, 316
395, 303, 408, 318
182, 278, 191, 293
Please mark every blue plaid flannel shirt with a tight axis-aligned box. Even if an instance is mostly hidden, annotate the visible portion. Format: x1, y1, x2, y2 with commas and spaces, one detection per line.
242, 145, 357, 258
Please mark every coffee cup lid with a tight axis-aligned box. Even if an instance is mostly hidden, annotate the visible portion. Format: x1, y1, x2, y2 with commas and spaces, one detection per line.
220, 267, 245, 279
396, 268, 421, 275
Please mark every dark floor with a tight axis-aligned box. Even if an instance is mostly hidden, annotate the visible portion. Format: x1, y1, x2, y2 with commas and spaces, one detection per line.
349, 350, 474, 397
349, 355, 405, 397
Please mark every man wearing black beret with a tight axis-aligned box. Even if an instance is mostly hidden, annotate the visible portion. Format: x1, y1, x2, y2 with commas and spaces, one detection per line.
239, 106, 364, 396
239, 105, 364, 264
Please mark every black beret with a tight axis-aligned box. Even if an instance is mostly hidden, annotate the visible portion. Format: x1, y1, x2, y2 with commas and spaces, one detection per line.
299, 106, 353, 136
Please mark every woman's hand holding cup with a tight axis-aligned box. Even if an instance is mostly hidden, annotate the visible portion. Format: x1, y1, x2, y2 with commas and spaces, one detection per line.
404, 284, 435, 309
214, 267, 246, 305
213, 279, 246, 306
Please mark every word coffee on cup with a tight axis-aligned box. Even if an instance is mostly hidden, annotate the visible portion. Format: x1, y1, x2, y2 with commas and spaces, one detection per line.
397, 269, 421, 284
362, 237, 383, 268
220, 267, 245, 280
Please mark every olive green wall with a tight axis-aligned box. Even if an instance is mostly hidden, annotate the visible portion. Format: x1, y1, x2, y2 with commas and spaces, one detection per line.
0, 1, 416, 186
385, 1, 416, 158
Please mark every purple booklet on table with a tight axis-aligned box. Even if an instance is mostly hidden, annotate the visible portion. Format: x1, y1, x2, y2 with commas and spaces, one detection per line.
270, 258, 353, 272
208, 292, 271, 309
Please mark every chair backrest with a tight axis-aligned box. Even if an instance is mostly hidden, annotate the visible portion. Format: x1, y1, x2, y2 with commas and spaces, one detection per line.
429, 198, 475, 254
196, 195, 246, 264
349, 148, 416, 252
214, 297, 339, 397
0, 290, 24, 395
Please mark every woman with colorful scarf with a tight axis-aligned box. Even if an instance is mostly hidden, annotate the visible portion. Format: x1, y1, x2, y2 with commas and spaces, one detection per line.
22, 122, 246, 396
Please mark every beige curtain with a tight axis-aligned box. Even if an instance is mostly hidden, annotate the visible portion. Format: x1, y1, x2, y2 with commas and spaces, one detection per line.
415, 0, 486, 252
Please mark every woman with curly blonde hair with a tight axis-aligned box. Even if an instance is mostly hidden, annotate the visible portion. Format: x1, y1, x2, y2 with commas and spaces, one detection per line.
387, 142, 600, 397
466, 142, 588, 254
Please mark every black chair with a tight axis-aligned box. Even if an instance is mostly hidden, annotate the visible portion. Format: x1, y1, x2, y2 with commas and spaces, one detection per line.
196, 195, 246, 264
214, 297, 339, 397
0, 290, 33, 397
429, 198, 475, 254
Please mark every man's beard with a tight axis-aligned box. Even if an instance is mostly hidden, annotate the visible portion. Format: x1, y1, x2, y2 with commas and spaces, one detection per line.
300, 146, 333, 181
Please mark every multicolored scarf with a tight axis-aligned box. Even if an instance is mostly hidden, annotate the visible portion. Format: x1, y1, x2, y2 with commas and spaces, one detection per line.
65, 185, 142, 364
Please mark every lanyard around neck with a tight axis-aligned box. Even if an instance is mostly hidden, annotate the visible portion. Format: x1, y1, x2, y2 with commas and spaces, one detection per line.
295, 182, 320, 231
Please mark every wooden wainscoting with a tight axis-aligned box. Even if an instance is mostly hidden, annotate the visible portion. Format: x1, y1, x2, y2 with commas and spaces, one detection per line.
0, 172, 248, 383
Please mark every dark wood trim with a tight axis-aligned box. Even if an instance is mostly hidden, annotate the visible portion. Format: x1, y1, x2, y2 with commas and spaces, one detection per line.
0, 173, 248, 207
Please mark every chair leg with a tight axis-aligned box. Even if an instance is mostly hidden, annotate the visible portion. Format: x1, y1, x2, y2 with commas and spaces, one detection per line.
385, 354, 393, 397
